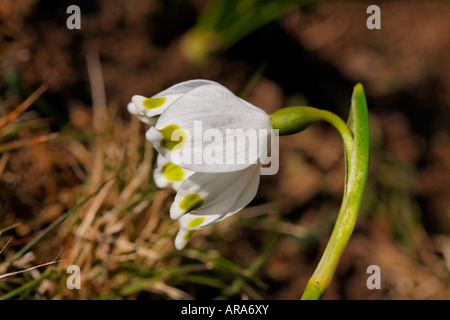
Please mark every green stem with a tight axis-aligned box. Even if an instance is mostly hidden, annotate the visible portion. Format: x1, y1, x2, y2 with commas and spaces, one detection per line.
270, 106, 353, 202
270, 106, 353, 163
301, 84, 370, 300
270, 84, 370, 300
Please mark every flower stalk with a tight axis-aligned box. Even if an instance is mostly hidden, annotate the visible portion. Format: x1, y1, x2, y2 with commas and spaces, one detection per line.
271, 84, 370, 300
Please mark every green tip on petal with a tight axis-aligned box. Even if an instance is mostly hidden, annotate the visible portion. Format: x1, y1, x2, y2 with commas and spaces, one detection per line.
179, 193, 204, 213
143, 97, 166, 109
162, 162, 184, 181
183, 230, 196, 240
187, 217, 205, 228
158, 124, 186, 151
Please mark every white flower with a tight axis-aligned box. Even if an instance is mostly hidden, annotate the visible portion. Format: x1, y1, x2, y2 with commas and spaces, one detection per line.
128, 80, 273, 249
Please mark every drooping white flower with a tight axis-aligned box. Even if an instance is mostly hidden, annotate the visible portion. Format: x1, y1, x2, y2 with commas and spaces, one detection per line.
143, 80, 272, 173
128, 79, 274, 250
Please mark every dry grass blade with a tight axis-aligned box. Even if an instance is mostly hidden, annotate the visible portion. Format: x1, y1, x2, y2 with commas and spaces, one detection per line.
0, 222, 21, 236
0, 268, 54, 300
71, 179, 115, 266
119, 142, 153, 202
0, 237, 13, 255
0, 153, 9, 179
0, 84, 48, 129
11, 180, 111, 262
149, 282, 193, 300
76, 179, 115, 239
86, 51, 107, 131
0, 132, 59, 153
0, 259, 66, 280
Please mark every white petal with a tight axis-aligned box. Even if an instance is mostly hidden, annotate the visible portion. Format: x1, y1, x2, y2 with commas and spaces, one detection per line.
174, 227, 195, 250
127, 101, 140, 115
131, 80, 217, 119
132, 93, 183, 118
127, 102, 158, 125
152, 79, 218, 97
153, 154, 195, 191
128, 80, 219, 124
170, 163, 261, 228
147, 83, 272, 172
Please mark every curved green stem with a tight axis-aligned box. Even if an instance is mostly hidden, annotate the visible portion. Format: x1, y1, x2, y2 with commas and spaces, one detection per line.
270, 106, 353, 163
270, 84, 370, 300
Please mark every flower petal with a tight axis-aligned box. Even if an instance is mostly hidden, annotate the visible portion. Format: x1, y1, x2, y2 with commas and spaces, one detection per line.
153, 154, 195, 191
170, 163, 261, 227
130, 80, 217, 120
174, 227, 196, 250
132, 93, 183, 118
127, 102, 158, 125
152, 79, 218, 97
147, 83, 272, 172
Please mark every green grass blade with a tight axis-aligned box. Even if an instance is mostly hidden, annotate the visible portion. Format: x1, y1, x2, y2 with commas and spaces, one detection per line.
216, 232, 280, 299
0, 268, 56, 300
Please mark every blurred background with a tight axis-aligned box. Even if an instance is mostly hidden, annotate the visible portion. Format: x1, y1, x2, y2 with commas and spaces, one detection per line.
0, 0, 449, 300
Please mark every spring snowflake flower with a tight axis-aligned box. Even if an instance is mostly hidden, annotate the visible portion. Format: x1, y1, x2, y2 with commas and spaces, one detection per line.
129, 80, 273, 249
